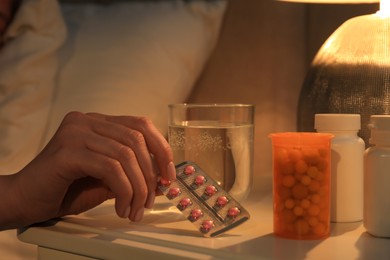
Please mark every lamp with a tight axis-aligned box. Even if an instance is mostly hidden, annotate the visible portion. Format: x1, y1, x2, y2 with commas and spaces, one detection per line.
279, 0, 378, 3
280, 0, 390, 146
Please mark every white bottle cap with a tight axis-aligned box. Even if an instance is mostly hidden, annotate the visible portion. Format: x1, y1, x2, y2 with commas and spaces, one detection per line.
315, 114, 361, 131
368, 115, 390, 145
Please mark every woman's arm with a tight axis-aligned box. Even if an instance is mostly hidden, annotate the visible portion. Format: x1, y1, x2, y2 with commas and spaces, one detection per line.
0, 112, 176, 230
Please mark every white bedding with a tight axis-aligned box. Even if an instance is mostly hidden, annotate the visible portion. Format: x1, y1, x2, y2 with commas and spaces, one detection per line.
0, 0, 226, 258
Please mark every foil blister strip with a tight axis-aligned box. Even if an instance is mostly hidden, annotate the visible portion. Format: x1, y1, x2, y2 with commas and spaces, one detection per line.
158, 161, 250, 237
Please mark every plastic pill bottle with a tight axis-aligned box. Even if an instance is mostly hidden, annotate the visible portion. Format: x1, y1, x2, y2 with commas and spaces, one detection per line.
315, 114, 364, 223
364, 115, 390, 237
269, 132, 333, 240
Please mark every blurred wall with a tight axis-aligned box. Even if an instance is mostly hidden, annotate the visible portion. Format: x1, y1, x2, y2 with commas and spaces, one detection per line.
189, 0, 306, 191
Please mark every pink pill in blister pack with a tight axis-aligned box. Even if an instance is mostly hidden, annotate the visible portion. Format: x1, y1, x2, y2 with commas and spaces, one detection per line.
158, 161, 250, 237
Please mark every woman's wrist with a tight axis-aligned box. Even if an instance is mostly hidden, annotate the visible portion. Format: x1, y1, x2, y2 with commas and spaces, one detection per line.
0, 173, 25, 230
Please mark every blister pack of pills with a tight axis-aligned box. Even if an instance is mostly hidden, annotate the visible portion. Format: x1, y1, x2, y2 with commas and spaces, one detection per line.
158, 161, 250, 237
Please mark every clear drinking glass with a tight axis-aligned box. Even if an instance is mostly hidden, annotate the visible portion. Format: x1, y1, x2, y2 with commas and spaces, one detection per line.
168, 103, 254, 202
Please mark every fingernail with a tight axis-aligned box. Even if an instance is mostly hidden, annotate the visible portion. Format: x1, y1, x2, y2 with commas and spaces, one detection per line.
122, 206, 130, 219
145, 191, 155, 209
134, 208, 144, 222
167, 161, 176, 180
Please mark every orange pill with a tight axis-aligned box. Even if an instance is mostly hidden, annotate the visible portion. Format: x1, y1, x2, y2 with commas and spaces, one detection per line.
301, 175, 311, 186
294, 219, 310, 235
275, 202, 285, 213
276, 148, 289, 164
316, 158, 328, 171
307, 166, 319, 178
282, 175, 296, 188
281, 209, 297, 223
315, 171, 325, 182
292, 184, 309, 200
300, 199, 311, 209
294, 172, 303, 181
308, 204, 321, 216
285, 198, 295, 209
318, 148, 328, 158
318, 186, 328, 197
293, 206, 304, 216
309, 180, 320, 192
280, 161, 295, 175
311, 194, 321, 204
278, 186, 292, 201
318, 198, 329, 210
302, 148, 320, 165
295, 160, 308, 174
313, 222, 327, 235
308, 216, 319, 227
318, 210, 329, 222
288, 148, 302, 162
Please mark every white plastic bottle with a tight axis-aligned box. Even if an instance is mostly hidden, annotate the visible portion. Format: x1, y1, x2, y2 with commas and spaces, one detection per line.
315, 114, 364, 222
364, 115, 390, 237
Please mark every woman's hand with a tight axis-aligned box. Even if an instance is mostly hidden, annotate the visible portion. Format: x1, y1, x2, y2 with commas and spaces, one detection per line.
2, 112, 176, 230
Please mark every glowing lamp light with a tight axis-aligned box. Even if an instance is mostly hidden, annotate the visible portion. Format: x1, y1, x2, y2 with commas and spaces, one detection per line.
278, 0, 378, 3
378, 0, 390, 16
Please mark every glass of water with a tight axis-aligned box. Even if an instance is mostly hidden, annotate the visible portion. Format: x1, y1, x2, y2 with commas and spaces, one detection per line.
168, 103, 255, 202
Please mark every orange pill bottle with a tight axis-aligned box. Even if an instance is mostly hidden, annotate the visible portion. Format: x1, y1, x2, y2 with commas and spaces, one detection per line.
269, 132, 333, 240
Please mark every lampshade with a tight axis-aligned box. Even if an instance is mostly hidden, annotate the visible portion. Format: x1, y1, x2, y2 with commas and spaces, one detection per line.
278, 0, 378, 3
297, 0, 390, 146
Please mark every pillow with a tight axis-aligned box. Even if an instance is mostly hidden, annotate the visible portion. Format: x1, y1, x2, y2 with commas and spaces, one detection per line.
0, 0, 66, 175
43, 0, 227, 145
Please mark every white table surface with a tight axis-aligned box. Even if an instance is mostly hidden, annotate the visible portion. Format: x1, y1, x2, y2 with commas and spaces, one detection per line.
17, 177, 390, 260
